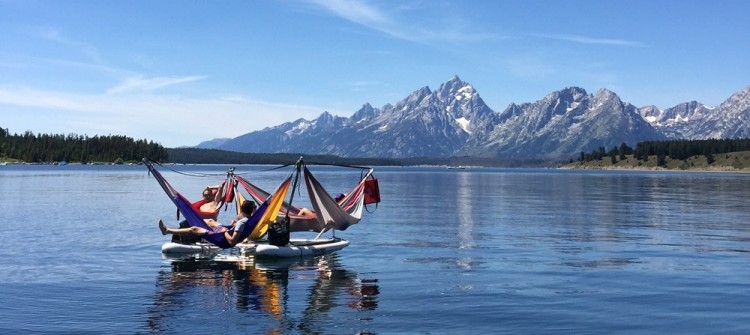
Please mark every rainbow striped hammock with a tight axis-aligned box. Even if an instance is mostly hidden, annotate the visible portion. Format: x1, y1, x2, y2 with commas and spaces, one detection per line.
235, 163, 374, 236
144, 159, 291, 248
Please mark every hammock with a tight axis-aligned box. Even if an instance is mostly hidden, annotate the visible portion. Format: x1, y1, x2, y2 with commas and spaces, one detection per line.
145, 159, 291, 248
235, 163, 375, 233
235, 175, 313, 230
302, 165, 368, 232
176, 174, 236, 221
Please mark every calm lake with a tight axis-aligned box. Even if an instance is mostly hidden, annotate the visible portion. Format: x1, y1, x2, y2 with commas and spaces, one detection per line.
1, 164, 748, 334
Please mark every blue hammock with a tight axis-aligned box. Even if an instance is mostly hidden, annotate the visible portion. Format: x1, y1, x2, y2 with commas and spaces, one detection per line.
174, 193, 268, 248
145, 159, 271, 249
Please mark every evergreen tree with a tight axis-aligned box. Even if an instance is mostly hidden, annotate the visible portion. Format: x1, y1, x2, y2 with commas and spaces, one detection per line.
705, 152, 715, 165
657, 154, 667, 167
0, 127, 168, 163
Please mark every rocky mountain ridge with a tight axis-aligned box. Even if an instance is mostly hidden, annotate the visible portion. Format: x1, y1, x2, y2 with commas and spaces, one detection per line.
198, 76, 749, 160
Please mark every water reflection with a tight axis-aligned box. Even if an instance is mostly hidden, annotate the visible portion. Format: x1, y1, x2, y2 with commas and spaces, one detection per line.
456, 172, 476, 250
455, 172, 477, 273
537, 173, 750, 270
146, 254, 379, 333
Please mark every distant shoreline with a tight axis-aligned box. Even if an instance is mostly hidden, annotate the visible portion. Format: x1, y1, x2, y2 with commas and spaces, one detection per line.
559, 165, 750, 174
561, 151, 750, 174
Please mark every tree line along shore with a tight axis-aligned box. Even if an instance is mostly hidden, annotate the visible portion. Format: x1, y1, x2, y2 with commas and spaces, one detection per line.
0, 128, 168, 164
564, 139, 750, 172
2, 126, 749, 171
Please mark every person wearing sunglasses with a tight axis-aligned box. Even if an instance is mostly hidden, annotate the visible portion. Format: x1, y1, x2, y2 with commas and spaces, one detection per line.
191, 184, 223, 228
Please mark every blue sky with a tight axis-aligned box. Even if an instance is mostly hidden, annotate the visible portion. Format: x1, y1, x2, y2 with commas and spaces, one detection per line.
1, 0, 748, 148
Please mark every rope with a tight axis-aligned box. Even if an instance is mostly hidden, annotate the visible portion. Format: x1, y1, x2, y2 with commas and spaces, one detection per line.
145, 159, 225, 177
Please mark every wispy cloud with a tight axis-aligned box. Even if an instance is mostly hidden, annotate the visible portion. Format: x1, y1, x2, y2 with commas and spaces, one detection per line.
106, 75, 208, 95
304, 0, 495, 44
305, 1, 640, 48
0, 86, 89, 111
306, 0, 413, 40
36, 26, 105, 63
307, 0, 386, 24
0, 86, 327, 147
533, 33, 647, 47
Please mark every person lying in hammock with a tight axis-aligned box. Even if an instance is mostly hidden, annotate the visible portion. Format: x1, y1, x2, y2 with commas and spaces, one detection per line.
159, 200, 257, 247
193, 185, 223, 219
298, 193, 347, 217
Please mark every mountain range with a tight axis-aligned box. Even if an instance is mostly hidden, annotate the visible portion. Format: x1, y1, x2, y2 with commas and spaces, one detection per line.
197, 76, 750, 160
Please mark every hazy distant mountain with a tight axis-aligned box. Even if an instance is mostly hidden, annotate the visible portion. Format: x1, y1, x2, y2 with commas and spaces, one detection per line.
206, 76, 749, 160
195, 138, 232, 149
639, 86, 750, 139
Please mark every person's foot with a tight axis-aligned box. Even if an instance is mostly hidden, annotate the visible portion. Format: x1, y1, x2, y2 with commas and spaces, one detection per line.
158, 220, 168, 235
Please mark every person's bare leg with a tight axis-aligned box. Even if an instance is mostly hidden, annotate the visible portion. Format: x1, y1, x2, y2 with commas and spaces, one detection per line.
204, 219, 220, 229
158, 220, 207, 236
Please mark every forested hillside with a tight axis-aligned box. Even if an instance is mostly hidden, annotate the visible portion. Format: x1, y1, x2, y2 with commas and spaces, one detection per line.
4, 124, 748, 171
0, 127, 168, 163
166, 148, 403, 166
570, 138, 750, 171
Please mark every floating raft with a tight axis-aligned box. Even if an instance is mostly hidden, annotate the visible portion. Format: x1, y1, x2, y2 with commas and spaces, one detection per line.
161, 238, 349, 258
254, 238, 349, 258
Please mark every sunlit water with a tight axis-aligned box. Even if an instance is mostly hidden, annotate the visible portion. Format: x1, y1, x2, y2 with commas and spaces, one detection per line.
1, 165, 748, 334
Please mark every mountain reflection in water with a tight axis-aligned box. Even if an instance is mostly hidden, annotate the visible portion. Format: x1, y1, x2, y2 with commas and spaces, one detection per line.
146, 254, 379, 333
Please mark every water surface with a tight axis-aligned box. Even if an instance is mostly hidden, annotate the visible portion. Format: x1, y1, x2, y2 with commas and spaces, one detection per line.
1, 165, 748, 334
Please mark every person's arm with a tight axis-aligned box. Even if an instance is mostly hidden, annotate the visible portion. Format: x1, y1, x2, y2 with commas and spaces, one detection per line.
224, 217, 247, 246
203, 184, 223, 204
230, 214, 243, 226
225, 230, 239, 246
